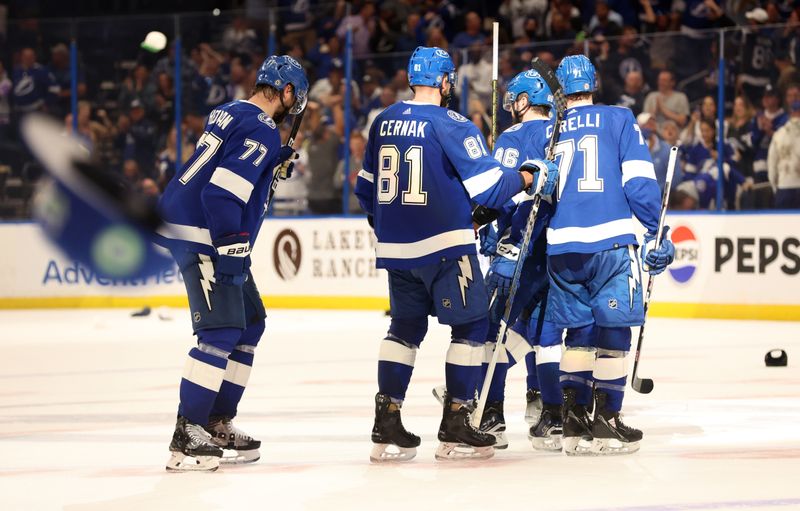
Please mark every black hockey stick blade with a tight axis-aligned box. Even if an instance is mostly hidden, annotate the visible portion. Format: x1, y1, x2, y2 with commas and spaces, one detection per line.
633, 377, 654, 394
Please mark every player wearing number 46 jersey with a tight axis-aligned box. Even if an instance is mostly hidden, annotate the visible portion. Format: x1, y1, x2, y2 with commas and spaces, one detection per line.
355, 46, 545, 462
547, 55, 675, 455
157, 55, 308, 472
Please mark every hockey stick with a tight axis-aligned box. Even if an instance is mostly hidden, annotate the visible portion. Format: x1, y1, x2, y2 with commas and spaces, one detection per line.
472, 58, 566, 427
490, 22, 499, 151
631, 145, 678, 394
267, 110, 305, 212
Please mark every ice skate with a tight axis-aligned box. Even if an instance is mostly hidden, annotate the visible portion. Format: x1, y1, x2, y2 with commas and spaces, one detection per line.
206, 416, 261, 464
370, 393, 420, 463
436, 398, 495, 460
528, 403, 563, 451
591, 391, 642, 455
479, 401, 508, 449
561, 389, 594, 456
166, 416, 223, 472
525, 388, 543, 424
431, 384, 447, 405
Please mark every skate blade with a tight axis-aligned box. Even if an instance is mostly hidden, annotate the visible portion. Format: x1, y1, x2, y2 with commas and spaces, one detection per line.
165, 451, 220, 472
220, 448, 260, 465
483, 429, 508, 449
431, 385, 446, 405
434, 442, 494, 461
562, 436, 595, 456
530, 433, 563, 451
369, 443, 417, 463
591, 437, 640, 456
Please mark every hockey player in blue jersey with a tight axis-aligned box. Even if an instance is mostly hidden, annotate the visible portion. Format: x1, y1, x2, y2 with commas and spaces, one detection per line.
355, 47, 554, 461
548, 55, 675, 455
157, 55, 308, 471
472, 70, 562, 450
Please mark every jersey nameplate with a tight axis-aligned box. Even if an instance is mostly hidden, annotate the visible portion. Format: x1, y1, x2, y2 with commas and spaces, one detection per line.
379, 119, 428, 138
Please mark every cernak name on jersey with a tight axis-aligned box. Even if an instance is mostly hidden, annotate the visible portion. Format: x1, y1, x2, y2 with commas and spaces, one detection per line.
378, 119, 428, 138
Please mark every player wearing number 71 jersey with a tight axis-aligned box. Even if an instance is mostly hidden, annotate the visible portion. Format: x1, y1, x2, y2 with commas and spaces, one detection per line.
546, 55, 675, 455
157, 55, 308, 471
355, 46, 542, 462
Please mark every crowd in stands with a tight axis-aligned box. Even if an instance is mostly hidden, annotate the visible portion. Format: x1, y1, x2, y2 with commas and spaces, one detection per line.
2, 0, 800, 218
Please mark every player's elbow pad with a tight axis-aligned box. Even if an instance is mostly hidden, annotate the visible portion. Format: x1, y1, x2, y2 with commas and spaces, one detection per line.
472, 205, 500, 227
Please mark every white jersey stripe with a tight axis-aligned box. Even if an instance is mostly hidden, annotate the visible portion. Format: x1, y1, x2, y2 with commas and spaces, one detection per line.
158, 221, 213, 246
462, 166, 503, 198
376, 229, 475, 259
621, 160, 657, 186
547, 218, 636, 246
358, 169, 374, 183
210, 167, 254, 203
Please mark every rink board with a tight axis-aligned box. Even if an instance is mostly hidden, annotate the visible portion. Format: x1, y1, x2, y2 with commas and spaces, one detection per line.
0, 214, 798, 320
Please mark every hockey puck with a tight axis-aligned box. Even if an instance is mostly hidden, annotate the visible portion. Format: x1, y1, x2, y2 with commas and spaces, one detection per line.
765, 349, 788, 367
131, 306, 151, 317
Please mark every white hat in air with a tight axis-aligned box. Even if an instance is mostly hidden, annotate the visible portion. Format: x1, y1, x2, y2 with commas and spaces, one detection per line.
141, 31, 168, 53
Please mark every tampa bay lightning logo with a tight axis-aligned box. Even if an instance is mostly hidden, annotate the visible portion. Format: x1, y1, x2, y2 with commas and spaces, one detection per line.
447, 110, 468, 122
258, 113, 277, 128
435, 49, 449, 58
524, 70, 541, 79
505, 123, 523, 132
286, 56, 301, 69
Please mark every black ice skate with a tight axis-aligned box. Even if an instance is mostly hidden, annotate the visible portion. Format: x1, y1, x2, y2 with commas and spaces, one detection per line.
479, 401, 508, 449
166, 416, 223, 472
591, 391, 643, 455
561, 388, 594, 456
206, 416, 261, 464
436, 397, 495, 460
528, 403, 563, 451
525, 388, 543, 424
370, 393, 421, 463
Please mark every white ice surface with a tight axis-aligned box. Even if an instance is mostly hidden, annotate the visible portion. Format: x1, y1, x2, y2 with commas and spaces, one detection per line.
0, 309, 798, 511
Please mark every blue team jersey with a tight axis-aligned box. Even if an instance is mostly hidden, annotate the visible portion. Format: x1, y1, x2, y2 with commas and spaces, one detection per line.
355, 101, 524, 270
547, 104, 660, 255
157, 100, 281, 255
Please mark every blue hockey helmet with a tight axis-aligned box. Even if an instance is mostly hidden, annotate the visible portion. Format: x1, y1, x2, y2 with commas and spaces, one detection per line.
256, 55, 309, 114
503, 70, 554, 113
556, 54, 596, 95
407, 46, 457, 90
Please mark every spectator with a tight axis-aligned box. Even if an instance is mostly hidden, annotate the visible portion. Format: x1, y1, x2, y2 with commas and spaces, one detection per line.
737, 7, 776, 106
118, 63, 156, 116
682, 118, 743, 209
309, 59, 361, 110
336, 131, 368, 214
48, 43, 86, 119
227, 54, 251, 101
273, 125, 309, 216
306, 100, 345, 215
452, 11, 487, 50
221, 16, 258, 54
600, 26, 651, 102
156, 126, 192, 189
188, 44, 229, 117
588, 0, 624, 37
672, 0, 724, 78
749, 85, 787, 207
153, 72, 175, 135
359, 73, 383, 122
308, 36, 345, 81
362, 85, 396, 138
426, 26, 449, 51
124, 99, 158, 178
390, 69, 413, 102
0, 62, 10, 140
336, 1, 377, 58
638, 112, 682, 191
459, 44, 493, 106
64, 101, 110, 155
660, 119, 681, 148
500, 0, 548, 40
767, 84, 800, 208
122, 159, 141, 187
644, 69, 690, 128
774, 47, 800, 96
648, 10, 678, 72
615, 70, 648, 116
139, 177, 161, 208
12, 47, 59, 116
726, 95, 756, 177
681, 95, 720, 146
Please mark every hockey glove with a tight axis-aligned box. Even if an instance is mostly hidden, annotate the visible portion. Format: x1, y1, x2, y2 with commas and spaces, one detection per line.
213, 234, 251, 285
641, 226, 675, 275
478, 222, 500, 257
486, 237, 520, 297
519, 159, 559, 196
274, 145, 298, 180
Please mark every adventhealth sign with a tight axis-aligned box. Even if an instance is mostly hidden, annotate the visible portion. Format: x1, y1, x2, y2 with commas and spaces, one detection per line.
0, 215, 797, 320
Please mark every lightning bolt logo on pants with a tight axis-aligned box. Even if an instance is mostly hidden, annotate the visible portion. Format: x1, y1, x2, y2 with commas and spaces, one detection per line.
627, 245, 640, 310
456, 256, 473, 307
198, 254, 216, 311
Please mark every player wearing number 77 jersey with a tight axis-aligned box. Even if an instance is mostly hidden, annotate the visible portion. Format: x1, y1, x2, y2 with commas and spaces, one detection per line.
156, 55, 308, 471
546, 55, 675, 455
355, 46, 542, 462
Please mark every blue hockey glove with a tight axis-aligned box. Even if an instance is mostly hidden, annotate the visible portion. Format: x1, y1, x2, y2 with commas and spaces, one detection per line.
274, 145, 298, 180
486, 238, 520, 297
641, 226, 675, 275
478, 222, 500, 257
212, 234, 251, 285
519, 159, 559, 196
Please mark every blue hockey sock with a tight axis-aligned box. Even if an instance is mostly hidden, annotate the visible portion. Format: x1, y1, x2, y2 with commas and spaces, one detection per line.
179, 346, 229, 425
446, 340, 484, 402
482, 341, 509, 403
560, 347, 595, 406
525, 351, 539, 390
377, 335, 418, 401
210, 321, 263, 418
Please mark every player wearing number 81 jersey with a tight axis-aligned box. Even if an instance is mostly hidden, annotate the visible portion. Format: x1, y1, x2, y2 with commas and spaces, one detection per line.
546, 55, 674, 455
356, 46, 541, 462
